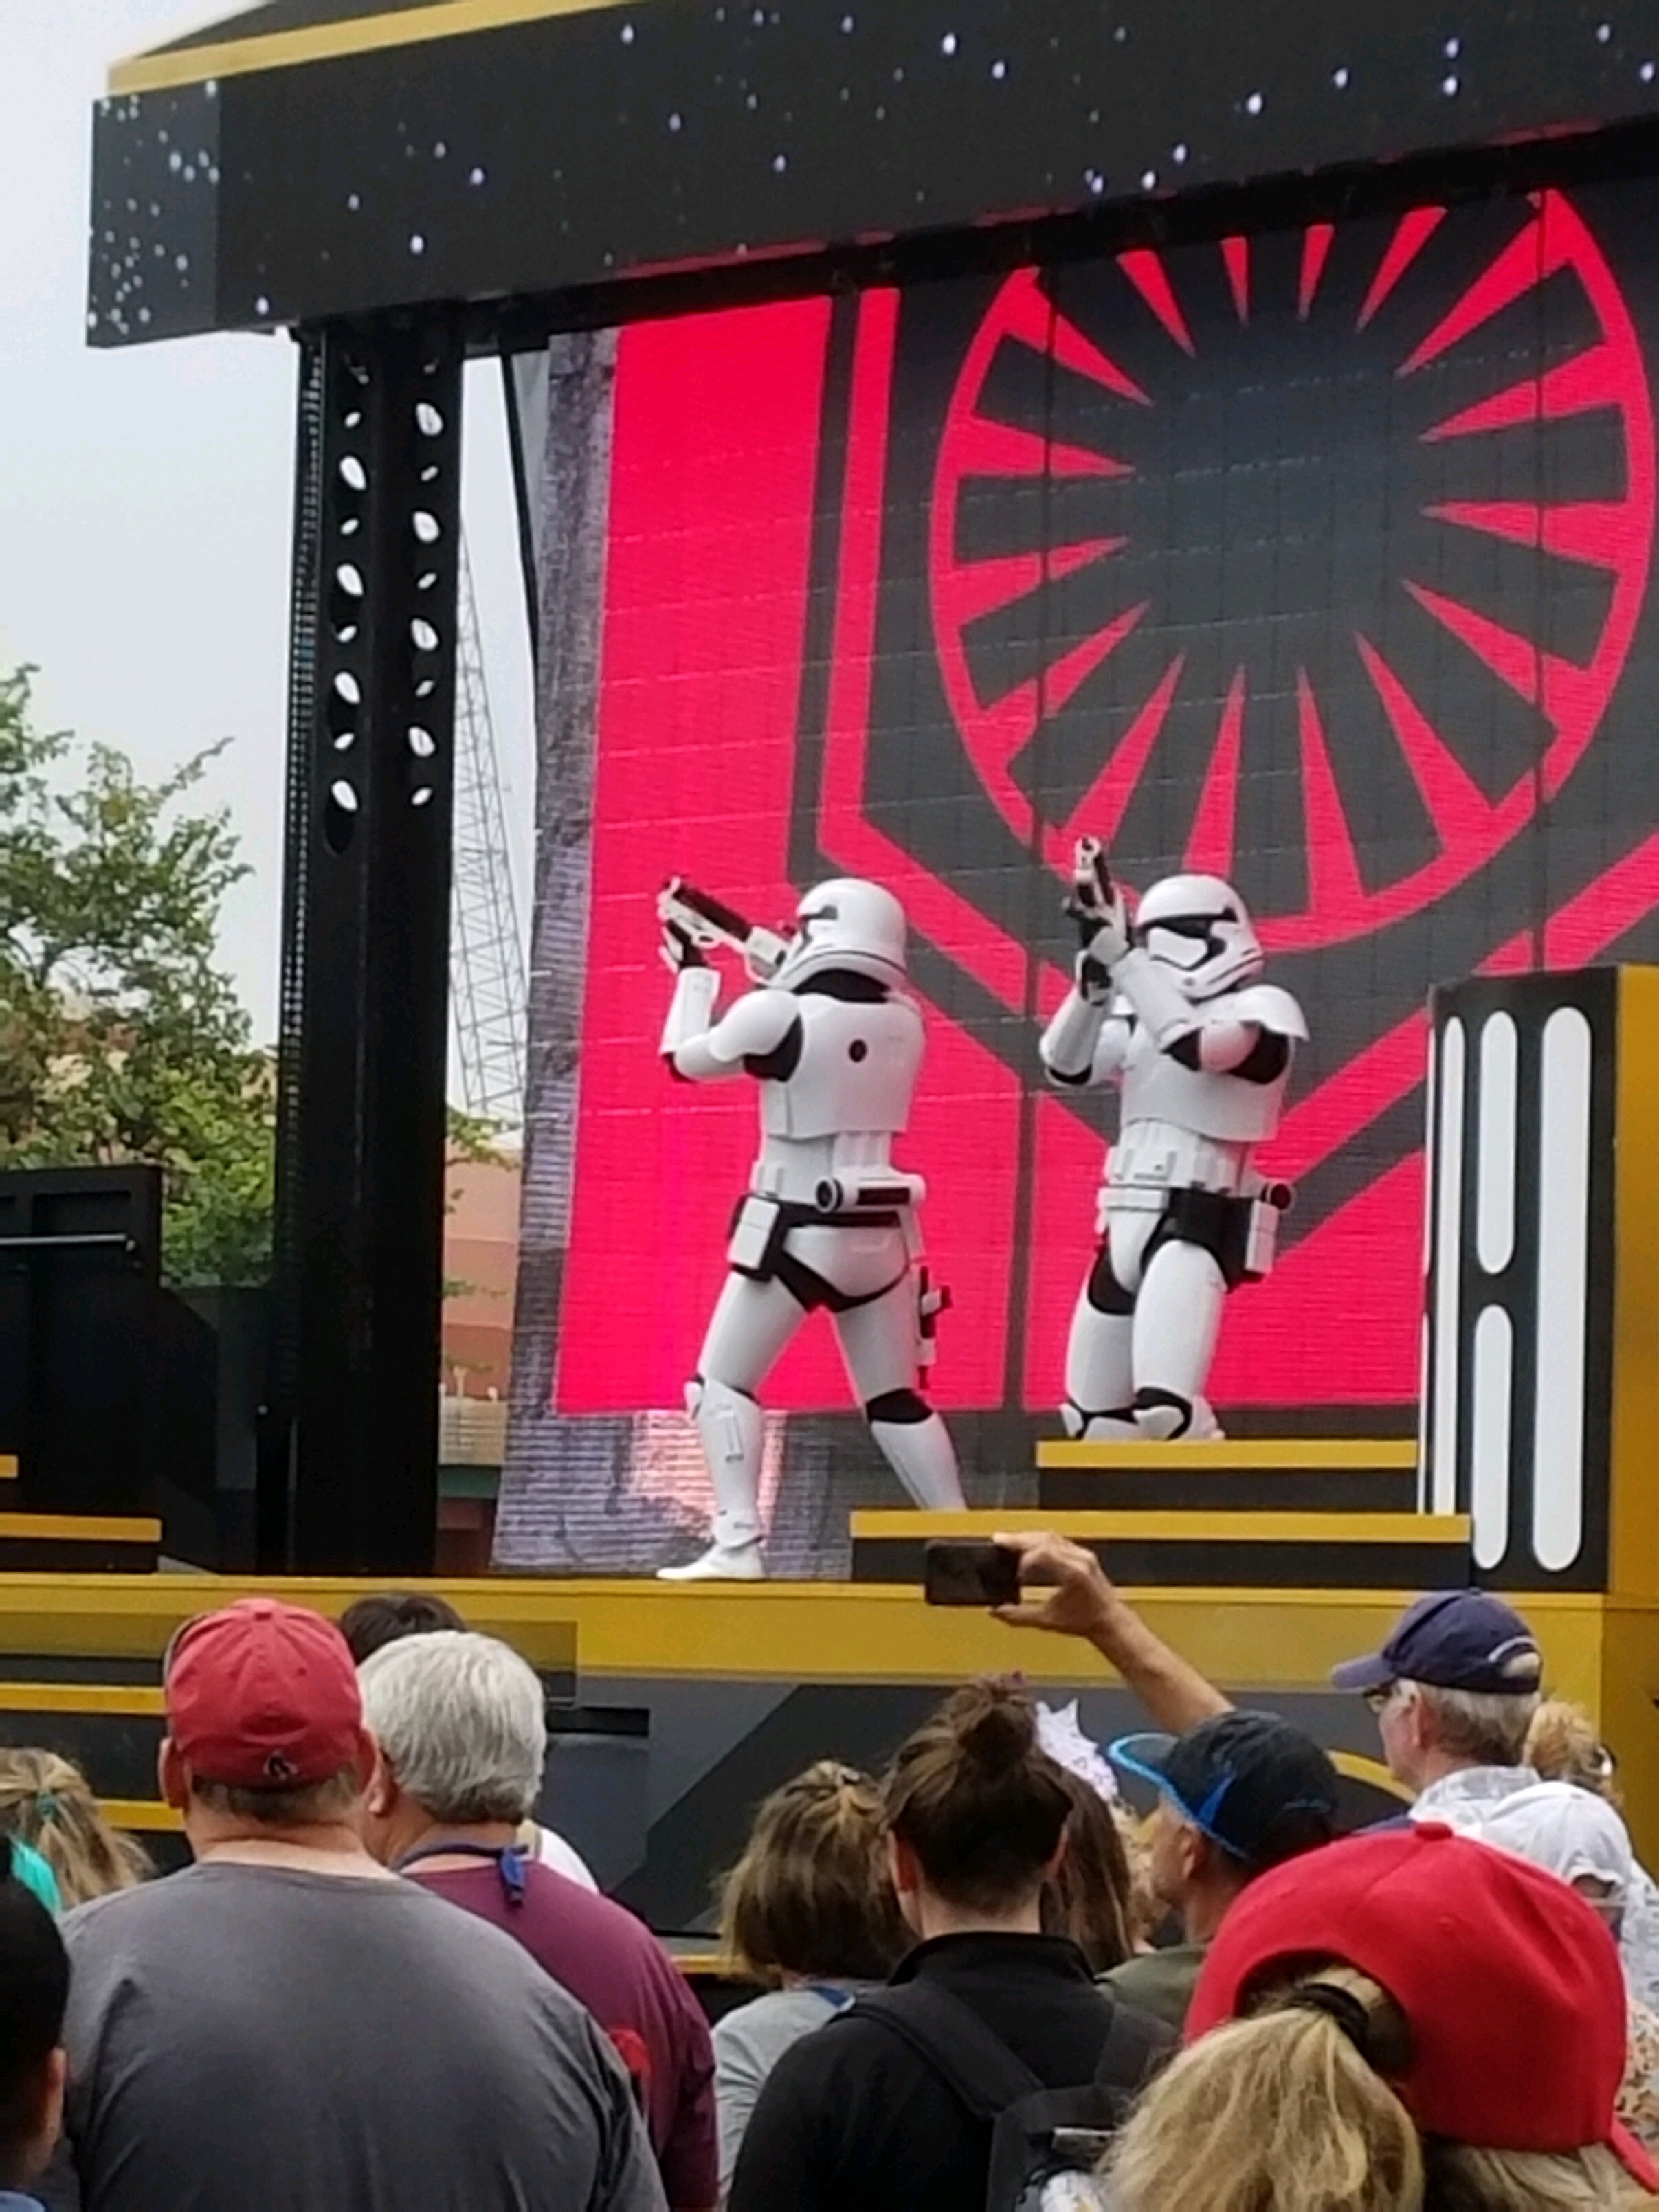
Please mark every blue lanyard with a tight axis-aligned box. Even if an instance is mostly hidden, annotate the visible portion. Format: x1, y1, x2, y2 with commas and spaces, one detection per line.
394, 1841, 529, 1910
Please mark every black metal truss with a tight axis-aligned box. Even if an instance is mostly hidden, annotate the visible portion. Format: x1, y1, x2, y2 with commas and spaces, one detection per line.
262, 314, 463, 1574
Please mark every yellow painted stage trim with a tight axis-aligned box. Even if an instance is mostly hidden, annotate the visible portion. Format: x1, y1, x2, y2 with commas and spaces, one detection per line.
0, 1515, 159, 1543
0, 1572, 1617, 1694
0, 1683, 162, 1715
109, 0, 633, 96
0, 1574, 586, 1665
98, 1798, 181, 1833
849, 1509, 1471, 1544
1036, 1439, 1418, 1471
1612, 967, 1659, 1600
1330, 1750, 1411, 1802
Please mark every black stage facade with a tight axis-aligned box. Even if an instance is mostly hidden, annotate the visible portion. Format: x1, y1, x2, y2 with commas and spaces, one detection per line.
88, 0, 1659, 1574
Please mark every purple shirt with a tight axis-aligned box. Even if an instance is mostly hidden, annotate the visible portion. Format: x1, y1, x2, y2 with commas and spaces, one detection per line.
409, 1859, 717, 2209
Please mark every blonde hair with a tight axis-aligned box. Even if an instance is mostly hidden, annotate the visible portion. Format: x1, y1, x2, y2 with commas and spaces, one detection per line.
0, 1749, 150, 1907
1429, 2143, 1655, 2209
1115, 1802, 1161, 1948
1106, 1967, 1423, 2212
720, 1761, 906, 1985
1525, 1699, 1621, 1807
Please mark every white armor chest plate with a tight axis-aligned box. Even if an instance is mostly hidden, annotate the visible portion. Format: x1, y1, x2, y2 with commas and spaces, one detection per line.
1117, 993, 1292, 1146
759, 992, 923, 1142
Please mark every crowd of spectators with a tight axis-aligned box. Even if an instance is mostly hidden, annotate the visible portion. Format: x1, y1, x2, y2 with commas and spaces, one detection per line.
0, 1545, 1649, 2209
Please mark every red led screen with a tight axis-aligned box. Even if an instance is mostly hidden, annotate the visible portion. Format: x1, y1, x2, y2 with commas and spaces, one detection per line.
507, 178, 1659, 1569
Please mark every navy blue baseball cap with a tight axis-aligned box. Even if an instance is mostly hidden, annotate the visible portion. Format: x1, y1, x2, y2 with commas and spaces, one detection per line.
1109, 1711, 1339, 1871
1330, 1589, 1543, 1697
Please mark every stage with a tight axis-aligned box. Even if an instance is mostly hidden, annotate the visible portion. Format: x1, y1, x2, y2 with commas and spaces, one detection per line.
3, 1553, 1655, 1929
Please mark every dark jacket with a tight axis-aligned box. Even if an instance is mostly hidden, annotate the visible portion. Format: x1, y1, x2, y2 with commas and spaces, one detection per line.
727, 1930, 1154, 2212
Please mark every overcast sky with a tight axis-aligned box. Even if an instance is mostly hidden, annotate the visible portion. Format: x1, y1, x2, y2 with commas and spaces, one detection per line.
0, 1, 536, 1048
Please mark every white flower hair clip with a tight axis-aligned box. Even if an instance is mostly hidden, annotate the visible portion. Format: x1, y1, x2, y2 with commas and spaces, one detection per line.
1036, 1699, 1119, 1803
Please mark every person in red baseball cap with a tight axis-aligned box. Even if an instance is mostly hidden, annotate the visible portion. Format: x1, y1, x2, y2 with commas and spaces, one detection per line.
1102, 1822, 1658, 2212
162, 1596, 374, 1815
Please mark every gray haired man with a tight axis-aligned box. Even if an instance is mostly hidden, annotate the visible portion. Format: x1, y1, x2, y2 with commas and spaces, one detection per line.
359, 1633, 718, 2212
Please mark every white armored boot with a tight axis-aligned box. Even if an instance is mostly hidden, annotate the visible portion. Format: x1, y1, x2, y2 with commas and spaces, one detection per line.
658, 1377, 768, 1581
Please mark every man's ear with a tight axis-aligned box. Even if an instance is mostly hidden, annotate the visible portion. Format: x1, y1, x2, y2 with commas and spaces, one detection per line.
1179, 1822, 1209, 1886
158, 1737, 190, 1813
352, 1728, 380, 1798
363, 1743, 397, 1820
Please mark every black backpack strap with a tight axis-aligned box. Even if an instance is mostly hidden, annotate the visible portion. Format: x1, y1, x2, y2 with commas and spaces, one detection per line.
846, 1984, 1044, 2122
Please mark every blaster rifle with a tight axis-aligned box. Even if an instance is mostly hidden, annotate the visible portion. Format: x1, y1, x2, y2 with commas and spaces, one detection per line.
1063, 836, 1117, 937
658, 878, 790, 983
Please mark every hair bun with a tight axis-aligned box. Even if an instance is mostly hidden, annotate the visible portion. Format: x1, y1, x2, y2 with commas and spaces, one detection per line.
953, 1680, 1036, 1775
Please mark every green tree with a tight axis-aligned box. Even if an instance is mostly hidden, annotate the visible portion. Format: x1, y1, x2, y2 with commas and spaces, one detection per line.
0, 666, 272, 1285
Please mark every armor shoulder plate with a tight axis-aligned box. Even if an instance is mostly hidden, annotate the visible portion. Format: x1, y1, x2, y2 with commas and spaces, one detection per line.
1226, 983, 1308, 1041
706, 987, 801, 1063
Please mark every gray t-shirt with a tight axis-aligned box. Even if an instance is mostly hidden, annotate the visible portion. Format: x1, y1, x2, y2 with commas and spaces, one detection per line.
41, 1859, 668, 2212
713, 1985, 871, 2198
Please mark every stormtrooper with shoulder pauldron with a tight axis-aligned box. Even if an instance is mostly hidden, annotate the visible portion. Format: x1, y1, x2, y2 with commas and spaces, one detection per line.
655, 875, 964, 1581
1039, 840, 1306, 1443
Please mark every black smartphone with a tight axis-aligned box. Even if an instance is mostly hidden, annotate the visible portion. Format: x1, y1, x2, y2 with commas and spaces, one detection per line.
922, 1539, 1021, 1608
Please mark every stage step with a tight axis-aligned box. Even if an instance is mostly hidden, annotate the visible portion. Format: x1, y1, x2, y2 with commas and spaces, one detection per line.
849, 1506, 1469, 1591
1036, 1438, 1418, 1515
0, 1515, 160, 1573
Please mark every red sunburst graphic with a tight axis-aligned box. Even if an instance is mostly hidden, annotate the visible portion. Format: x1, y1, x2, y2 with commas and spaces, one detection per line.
929, 191, 1655, 952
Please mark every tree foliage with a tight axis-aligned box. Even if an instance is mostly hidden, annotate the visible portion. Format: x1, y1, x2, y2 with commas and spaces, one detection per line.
0, 667, 271, 1285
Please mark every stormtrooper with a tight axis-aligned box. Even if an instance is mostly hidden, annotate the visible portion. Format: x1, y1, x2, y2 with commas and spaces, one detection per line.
656, 877, 964, 1581
1038, 841, 1306, 1442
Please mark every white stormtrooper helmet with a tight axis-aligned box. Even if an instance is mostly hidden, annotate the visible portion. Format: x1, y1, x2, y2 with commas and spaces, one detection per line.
771, 878, 909, 990
1131, 872, 1263, 1000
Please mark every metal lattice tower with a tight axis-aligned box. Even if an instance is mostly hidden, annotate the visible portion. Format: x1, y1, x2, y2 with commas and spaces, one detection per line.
450, 535, 528, 1125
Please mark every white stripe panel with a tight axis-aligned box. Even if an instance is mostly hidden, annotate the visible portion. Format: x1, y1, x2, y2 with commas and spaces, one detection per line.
1432, 1018, 1466, 1517
1533, 1006, 1593, 1573
1476, 1012, 1517, 1275
1471, 1304, 1513, 1570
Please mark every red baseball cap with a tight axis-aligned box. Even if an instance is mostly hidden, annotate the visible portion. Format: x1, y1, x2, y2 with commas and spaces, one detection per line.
165, 1599, 365, 1789
1188, 1822, 1657, 2189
